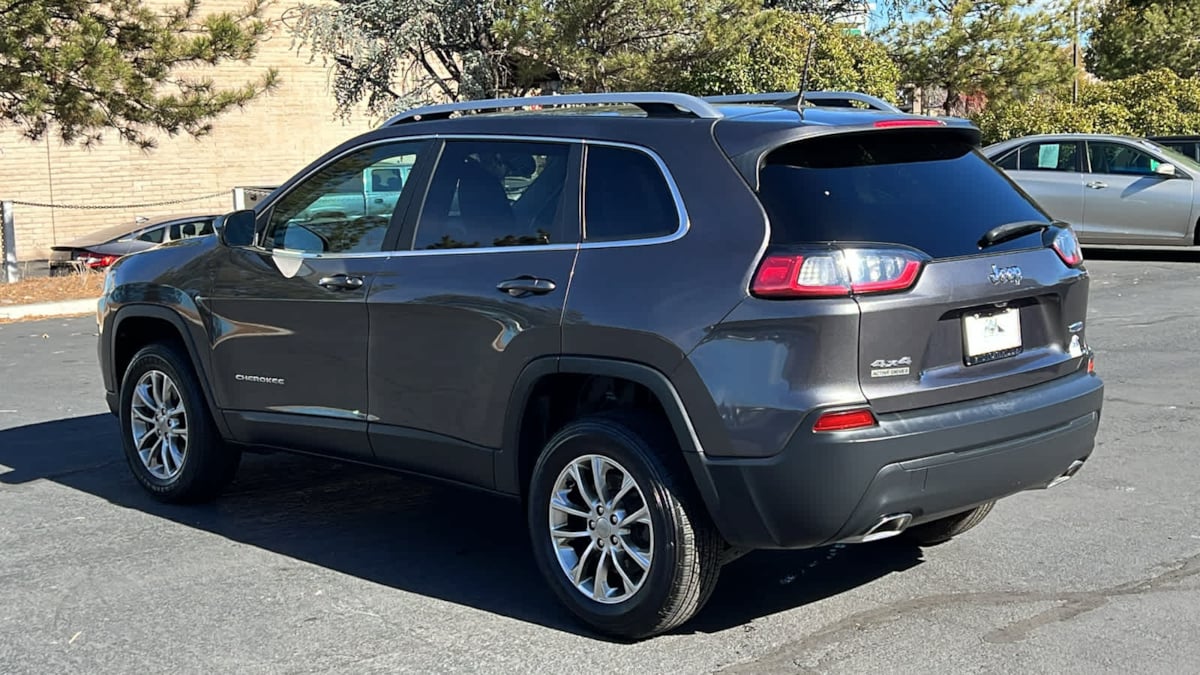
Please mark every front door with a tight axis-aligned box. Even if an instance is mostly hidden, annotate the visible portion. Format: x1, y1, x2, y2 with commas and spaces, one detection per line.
366, 138, 581, 487
1082, 140, 1196, 243
206, 139, 432, 461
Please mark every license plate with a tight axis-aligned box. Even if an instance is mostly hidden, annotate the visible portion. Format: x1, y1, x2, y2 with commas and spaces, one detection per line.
963, 308, 1023, 365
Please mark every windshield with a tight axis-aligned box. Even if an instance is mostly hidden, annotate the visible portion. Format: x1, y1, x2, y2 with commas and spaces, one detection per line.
1137, 139, 1200, 174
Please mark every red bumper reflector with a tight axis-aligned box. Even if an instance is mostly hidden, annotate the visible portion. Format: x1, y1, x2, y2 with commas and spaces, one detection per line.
813, 408, 878, 432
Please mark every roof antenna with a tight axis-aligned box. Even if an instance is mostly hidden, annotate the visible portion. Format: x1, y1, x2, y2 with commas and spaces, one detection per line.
796, 31, 817, 116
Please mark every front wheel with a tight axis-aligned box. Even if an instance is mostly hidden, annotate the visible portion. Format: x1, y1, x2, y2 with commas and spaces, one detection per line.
118, 343, 240, 503
527, 413, 721, 640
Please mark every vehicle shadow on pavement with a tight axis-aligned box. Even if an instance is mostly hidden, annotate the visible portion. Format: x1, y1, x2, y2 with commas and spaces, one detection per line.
0, 414, 924, 640
1083, 247, 1200, 263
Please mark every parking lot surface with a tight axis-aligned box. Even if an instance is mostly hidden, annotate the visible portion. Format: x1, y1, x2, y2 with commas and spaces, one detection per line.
2, 252, 1198, 674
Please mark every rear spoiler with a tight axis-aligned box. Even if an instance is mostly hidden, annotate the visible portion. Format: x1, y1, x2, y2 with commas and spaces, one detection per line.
721, 120, 983, 191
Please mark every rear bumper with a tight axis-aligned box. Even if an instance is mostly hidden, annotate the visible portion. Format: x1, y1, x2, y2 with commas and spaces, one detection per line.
685, 371, 1103, 549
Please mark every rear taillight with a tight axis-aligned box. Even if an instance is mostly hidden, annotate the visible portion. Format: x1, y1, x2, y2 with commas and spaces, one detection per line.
751, 248, 925, 298
1051, 228, 1083, 267
873, 118, 944, 128
78, 253, 119, 268
813, 408, 878, 432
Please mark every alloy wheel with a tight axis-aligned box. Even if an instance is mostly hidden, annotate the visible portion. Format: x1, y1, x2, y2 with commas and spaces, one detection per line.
129, 369, 189, 481
548, 454, 654, 604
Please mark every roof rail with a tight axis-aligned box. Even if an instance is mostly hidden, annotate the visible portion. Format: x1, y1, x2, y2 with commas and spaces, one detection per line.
383, 92, 725, 125
703, 91, 902, 113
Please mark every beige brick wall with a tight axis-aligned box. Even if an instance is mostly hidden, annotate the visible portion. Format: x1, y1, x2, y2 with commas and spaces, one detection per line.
0, 0, 376, 261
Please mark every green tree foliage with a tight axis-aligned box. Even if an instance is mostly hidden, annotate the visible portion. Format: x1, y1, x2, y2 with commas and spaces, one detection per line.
488, 0, 759, 94
1, 0, 278, 149
887, 0, 1075, 115
287, 0, 900, 117
286, 0, 529, 117
973, 69, 1200, 144
671, 10, 900, 99
1087, 0, 1200, 80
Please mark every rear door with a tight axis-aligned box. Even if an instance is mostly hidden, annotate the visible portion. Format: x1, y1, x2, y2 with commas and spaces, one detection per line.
365, 138, 580, 486
755, 130, 1090, 414
994, 140, 1085, 232
1082, 140, 1195, 243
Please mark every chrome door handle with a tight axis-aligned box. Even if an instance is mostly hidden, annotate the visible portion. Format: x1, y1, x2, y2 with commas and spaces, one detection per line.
318, 274, 365, 290
496, 276, 557, 297
1086, 181, 1108, 190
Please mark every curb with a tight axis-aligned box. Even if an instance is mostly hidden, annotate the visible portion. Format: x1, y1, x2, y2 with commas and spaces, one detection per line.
0, 298, 99, 321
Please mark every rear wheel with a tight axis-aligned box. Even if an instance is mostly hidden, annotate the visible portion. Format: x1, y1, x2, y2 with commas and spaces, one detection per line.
903, 501, 995, 546
527, 413, 721, 639
119, 343, 240, 503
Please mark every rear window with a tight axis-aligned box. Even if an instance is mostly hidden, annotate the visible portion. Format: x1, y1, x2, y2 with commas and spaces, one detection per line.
756, 132, 1050, 258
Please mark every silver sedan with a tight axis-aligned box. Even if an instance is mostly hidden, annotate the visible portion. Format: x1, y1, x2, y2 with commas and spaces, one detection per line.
983, 133, 1200, 246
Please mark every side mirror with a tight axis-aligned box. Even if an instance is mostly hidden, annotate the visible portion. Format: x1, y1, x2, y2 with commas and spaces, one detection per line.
217, 210, 258, 247
1155, 162, 1177, 177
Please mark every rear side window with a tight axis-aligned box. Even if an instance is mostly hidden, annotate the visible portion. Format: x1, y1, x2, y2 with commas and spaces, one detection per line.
584, 145, 679, 242
413, 139, 572, 250
756, 132, 1049, 259
1017, 141, 1080, 172
136, 227, 165, 243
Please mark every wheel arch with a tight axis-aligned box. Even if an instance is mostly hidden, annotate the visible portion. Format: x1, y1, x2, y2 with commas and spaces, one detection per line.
497, 356, 722, 517
109, 305, 230, 438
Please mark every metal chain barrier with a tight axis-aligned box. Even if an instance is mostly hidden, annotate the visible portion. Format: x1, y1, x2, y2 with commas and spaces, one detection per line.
9, 191, 229, 210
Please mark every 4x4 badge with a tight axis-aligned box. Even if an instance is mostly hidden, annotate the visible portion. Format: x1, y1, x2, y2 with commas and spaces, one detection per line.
870, 356, 912, 378
988, 264, 1023, 285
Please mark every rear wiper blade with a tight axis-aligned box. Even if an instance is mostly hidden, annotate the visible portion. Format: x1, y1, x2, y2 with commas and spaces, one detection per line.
979, 220, 1049, 249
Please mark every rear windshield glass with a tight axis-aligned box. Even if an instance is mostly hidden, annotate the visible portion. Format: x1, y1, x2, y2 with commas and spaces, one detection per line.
757, 132, 1050, 258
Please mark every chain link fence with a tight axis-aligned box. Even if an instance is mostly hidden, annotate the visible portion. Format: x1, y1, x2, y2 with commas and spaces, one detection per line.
6, 191, 229, 211
0, 187, 278, 283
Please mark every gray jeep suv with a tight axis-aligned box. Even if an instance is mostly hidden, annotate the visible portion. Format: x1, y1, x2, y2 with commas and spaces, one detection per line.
97, 92, 1104, 639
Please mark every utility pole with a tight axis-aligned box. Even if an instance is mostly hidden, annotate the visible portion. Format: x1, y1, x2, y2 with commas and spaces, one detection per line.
1, 202, 17, 284
1072, 2, 1080, 104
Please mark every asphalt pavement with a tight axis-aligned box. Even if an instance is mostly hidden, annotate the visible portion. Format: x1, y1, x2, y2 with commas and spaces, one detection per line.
1, 251, 1198, 674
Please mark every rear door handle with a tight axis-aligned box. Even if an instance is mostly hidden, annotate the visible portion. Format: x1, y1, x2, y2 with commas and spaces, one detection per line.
1086, 181, 1108, 189
497, 276, 556, 297
318, 274, 365, 290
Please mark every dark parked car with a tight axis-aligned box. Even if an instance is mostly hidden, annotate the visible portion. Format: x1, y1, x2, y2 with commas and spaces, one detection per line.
1148, 135, 1200, 163
96, 92, 1103, 639
49, 214, 216, 275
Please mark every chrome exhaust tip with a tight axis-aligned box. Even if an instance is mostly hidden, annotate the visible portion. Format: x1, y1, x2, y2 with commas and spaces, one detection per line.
1047, 459, 1085, 489
838, 512, 913, 544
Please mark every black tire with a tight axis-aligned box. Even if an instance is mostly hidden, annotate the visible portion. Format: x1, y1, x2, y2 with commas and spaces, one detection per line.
903, 501, 995, 546
527, 412, 722, 640
118, 343, 240, 503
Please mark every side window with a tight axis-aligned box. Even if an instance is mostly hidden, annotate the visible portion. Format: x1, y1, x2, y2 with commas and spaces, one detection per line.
1157, 140, 1197, 160
1016, 142, 1079, 172
171, 220, 210, 240
265, 141, 424, 254
584, 145, 679, 242
1088, 142, 1159, 176
413, 139, 572, 250
136, 227, 165, 243
993, 149, 1018, 170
